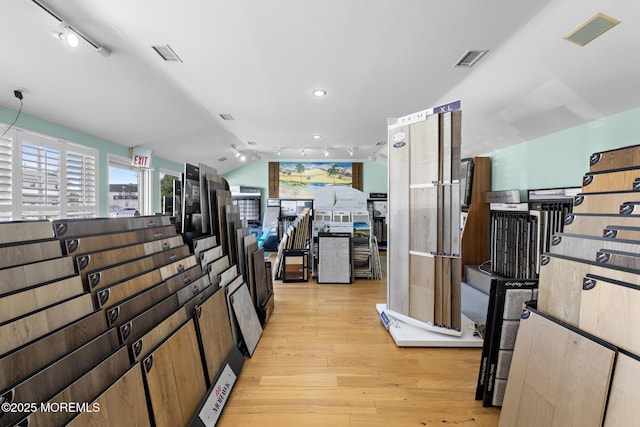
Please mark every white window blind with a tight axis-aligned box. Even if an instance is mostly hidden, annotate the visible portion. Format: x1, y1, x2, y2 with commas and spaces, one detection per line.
0, 129, 99, 221
0, 128, 12, 221
66, 150, 97, 218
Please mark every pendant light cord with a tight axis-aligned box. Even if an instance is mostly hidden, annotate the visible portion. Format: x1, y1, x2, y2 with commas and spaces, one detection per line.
1, 98, 23, 138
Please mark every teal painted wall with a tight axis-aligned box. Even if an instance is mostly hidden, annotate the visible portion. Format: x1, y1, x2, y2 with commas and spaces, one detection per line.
488, 107, 640, 197
0, 105, 182, 216
224, 158, 389, 217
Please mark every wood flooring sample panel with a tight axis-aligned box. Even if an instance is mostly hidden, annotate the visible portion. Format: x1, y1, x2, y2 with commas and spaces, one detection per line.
388, 124, 410, 314
582, 168, 640, 193
193, 235, 218, 260
0, 239, 62, 269
550, 233, 640, 262
408, 254, 435, 323
118, 295, 179, 346
409, 116, 439, 185
253, 248, 269, 306
0, 257, 75, 296
143, 320, 206, 427
53, 215, 170, 238
229, 284, 263, 357
580, 274, 640, 354
0, 310, 107, 391
158, 255, 198, 280
564, 213, 640, 236
66, 364, 151, 427
589, 145, 640, 173
25, 346, 130, 427
130, 308, 187, 363
409, 187, 438, 254
201, 246, 223, 271
539, 253, 640, 326
0, 220, 54, 244
0, 275, 83, 323
164, 265, 204, 296
597, 249, 640, 270
86, 245, 189, 291
499, 308, 616, 427
195, 288, 234, 384
0, 293, 93, 355
97, 269, 163, 309
603, 226, 640, 241
604, 352, 640, 427
0, 328, 120, 425
573, 191, 640, 215
208, 255, 230, 286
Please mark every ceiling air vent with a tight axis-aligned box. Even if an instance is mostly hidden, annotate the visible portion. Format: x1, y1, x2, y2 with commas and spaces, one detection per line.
218, 157, 227, 162
219, 114, 235, 121
454, 50, 489, 68
564, 13, 620, 46
151, 45, 183, 62
247, 141, 257, 146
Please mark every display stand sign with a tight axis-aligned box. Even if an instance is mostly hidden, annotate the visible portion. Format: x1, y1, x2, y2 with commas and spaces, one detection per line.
190, 346, 244, 427
314, 186, 368, 211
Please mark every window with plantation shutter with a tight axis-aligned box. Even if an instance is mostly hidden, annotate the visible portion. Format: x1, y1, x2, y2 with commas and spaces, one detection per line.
0, 128, 12, 221
20, 141, 61, 219
66, 150, 97, 218
0, 127, 99, 221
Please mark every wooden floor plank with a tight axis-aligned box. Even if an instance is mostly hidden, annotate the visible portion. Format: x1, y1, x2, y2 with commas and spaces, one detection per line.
589, 145, 640, 173
564, 213, 640, 236
0, 220, 54, 244
0, 240, 62, 269
0, 293, 93, 355
0, 275, 83, 323
66, 364, 151, 426
0, 257, 76, 297
499, 308, 615, 427
572, 191, 640, 214
0, 310, 107, 391
604, 352, 640, 427
143, 319, 207, 427
582, 167, 640, 193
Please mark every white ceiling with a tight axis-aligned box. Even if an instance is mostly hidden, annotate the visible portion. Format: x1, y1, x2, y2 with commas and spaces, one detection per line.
1, 0, 639, 174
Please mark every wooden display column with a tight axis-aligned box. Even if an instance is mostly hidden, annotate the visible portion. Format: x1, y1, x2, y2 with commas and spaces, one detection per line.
384, 102, 482, 346
461, 156, 491, 279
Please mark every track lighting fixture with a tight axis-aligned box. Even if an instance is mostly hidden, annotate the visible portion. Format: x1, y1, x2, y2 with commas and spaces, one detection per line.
33, 0, 111, 56
231, 144, 241, 157
52, 25, 79, 48
301, 148, 306, 157
323, 147, 329, 157
276, 147, 282, 156
347, 147, 354, 156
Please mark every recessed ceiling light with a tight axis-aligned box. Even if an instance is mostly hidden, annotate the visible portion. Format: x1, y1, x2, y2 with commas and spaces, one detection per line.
313, 134, 321, 139
312, 89, 327, 97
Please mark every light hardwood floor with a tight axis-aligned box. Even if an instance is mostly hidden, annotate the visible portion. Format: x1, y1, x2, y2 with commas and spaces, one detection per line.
217, 274, 501, 426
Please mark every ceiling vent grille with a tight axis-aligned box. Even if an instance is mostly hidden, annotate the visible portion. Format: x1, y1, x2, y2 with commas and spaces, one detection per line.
454, 50, 489, 67
218, 157, 227, 162
564, 13, 620, 46
247, 141, 257, 145
219, 114, 235, 121
151, 45, 183, 62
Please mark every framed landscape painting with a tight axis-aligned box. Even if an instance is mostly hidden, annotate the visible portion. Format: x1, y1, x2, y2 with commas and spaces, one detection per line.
278, 162, 352, 198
